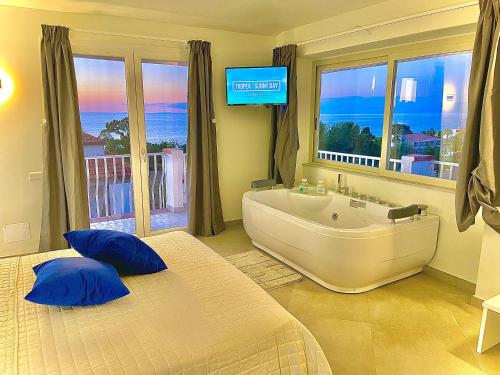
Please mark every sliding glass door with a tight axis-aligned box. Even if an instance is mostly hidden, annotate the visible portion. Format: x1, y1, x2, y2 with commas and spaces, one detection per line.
135, 59, 189, 233
73, 46, 188, 237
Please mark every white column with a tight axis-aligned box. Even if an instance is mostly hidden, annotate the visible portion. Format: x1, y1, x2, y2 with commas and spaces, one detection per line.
163, 148, 185, 212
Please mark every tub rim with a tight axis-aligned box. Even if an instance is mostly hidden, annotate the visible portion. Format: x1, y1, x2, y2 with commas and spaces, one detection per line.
243, 189, 439, 239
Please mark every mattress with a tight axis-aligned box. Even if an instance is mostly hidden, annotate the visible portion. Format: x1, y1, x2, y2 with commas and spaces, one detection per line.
0, 231, 331, 375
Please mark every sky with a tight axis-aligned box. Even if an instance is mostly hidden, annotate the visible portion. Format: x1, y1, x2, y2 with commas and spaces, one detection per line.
318, 52, 472, 133
319, 52, 472, 108
74, 57, 188, 113
320, 63, 388, 99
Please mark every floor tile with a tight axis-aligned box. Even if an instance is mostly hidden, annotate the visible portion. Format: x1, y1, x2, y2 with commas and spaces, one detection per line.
197, 222, 498, 375
91, 211, 187, 233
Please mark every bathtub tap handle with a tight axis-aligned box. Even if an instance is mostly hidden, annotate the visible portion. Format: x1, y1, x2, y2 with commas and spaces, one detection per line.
251, 179, 277, 190
387, 204, 419, 223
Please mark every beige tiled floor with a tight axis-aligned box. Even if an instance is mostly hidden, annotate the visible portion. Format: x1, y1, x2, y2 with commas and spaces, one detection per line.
198, 221, 500, 375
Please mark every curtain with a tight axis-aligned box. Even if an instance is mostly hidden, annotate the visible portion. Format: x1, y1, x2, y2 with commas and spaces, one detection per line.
456, 0, 500, 234
186, 40, 225, 236
39, 25, 89, 251
269, 45, 298, 188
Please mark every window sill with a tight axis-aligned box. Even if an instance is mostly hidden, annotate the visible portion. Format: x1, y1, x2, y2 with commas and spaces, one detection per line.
303, 161, 457, 193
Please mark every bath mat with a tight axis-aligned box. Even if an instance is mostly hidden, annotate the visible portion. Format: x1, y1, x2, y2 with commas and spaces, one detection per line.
225, 250, 302, 291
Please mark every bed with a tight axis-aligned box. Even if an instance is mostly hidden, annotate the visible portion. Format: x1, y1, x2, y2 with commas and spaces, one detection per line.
0, 231, 331, 374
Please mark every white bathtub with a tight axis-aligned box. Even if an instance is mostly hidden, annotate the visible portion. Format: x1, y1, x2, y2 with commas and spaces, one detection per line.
242, 188, 439, 293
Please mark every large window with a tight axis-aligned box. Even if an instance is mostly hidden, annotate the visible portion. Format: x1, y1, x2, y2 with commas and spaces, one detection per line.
314, 47, 472, 184
75, 57, 137, 234
317, 63, 387, 168
141, 61, 188, 231
389, 52, 472, 180
74, 51, 189, 236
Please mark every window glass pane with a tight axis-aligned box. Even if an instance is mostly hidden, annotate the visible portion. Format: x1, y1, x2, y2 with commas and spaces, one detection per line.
142, 62, 188, 231
317, 63, 387, 168
388, 52, 472, 180
74, 57, 136, 234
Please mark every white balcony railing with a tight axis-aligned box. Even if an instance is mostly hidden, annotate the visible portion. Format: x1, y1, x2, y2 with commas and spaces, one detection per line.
317, 150, 381, 168
85, 151, 186, 222
432, 160, 459, 181
317, 150, 459, 181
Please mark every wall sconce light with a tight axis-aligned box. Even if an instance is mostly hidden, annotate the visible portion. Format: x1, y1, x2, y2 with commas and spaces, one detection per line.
0, 68, 14, 105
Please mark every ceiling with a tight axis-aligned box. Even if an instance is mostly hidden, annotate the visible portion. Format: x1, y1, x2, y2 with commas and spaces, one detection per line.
2, 0, 391, 35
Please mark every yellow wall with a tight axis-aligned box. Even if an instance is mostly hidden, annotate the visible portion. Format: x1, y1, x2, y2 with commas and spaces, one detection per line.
0, 6, 274, 256
281, 3, 483, 283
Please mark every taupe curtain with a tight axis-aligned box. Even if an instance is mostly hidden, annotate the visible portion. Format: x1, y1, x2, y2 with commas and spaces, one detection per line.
269, 45, 298, 188
186, 40, 225, 236
456, 0, 500, 234
39, 25, 89, 251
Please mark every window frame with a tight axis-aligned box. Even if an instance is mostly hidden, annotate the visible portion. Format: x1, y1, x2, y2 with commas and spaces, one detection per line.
311, 35, 475, 190
71, 32, 189, 237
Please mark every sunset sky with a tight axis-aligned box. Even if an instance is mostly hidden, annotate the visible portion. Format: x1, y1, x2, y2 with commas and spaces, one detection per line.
74, 57, 188, 113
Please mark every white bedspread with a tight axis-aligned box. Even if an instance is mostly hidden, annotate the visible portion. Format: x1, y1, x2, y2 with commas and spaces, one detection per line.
0, 231, 331, 374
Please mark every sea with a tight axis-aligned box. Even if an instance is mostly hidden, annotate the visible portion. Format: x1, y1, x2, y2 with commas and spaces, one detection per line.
320, 112, 465, 137
80, 112, 188, 144
81, 111, 463, 142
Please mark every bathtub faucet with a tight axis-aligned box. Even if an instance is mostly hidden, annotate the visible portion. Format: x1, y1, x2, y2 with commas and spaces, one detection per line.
337, 174, 349, 195
251, 179, 277, 190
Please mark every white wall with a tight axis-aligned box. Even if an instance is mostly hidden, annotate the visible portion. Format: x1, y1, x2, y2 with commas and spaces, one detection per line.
280, 2, 484, 283
0, 5, 274, 256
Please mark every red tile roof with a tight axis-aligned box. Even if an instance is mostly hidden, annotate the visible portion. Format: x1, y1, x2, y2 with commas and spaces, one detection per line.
86, 157, 132, 180
402, 133, 439, 142
82, 132, 105, 145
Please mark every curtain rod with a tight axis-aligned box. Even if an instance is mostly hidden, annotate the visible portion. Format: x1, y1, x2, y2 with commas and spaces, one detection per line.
297, 1, 479, 46
70, 28, 189, 44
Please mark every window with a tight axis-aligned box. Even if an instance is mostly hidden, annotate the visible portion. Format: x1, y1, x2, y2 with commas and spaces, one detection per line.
317, 63, 387, 168
389, 52, 472, 180
74, 57, 137, 234
141, 61, 188, 231
73, 50, 189, 236
313, 45, 473, 185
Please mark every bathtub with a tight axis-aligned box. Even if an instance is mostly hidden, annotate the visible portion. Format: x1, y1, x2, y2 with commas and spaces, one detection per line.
242, 188, 439, 293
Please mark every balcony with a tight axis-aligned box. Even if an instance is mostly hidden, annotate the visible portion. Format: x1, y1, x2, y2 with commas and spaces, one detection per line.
317, 150, 459, 181
85, 149, 187, 234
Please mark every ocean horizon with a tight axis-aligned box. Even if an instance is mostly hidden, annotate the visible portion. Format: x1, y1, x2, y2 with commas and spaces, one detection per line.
80, 111, 188, 144
80, 111, 465, 143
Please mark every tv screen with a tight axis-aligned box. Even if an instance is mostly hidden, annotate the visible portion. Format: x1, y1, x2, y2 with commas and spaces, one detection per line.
226, 66, 288, 106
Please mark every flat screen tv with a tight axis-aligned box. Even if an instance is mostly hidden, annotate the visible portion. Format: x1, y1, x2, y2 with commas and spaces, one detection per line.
226, 66, 288, 106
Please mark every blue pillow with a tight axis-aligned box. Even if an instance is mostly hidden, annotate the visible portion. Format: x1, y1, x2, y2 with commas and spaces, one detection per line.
64, 230, 167, 275
25, 257, 129, 307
